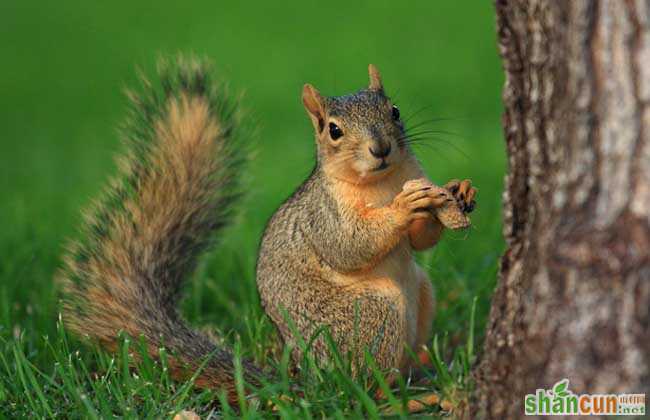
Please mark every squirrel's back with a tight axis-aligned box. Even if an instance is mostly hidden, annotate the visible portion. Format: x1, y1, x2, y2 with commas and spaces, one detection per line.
58, 56, 263, 401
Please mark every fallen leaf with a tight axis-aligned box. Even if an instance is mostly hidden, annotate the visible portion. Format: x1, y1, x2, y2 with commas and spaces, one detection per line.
173, 410, 200, 420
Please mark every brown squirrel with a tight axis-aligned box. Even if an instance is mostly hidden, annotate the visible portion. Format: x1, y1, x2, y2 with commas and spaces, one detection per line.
58, 57, 476, 403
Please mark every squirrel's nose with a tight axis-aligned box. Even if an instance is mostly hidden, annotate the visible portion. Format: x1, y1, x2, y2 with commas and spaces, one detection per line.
369, 143, 391, 159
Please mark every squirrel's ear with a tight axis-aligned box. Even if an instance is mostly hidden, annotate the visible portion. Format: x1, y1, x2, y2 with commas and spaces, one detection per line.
368, 64, 383, 92
302, 84, 326, 132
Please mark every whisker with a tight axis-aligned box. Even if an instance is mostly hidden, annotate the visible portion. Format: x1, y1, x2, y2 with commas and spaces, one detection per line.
405, 142, 445, 156
399, 135, 470, 161
404, 128, 463, 138
402, 105, 437, 124
405, 117, 449, 130
404, 116, 471, 134
405, 123, 463, 137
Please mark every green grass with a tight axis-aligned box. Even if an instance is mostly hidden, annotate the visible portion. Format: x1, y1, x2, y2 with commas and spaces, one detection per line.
1, 1, 504, 417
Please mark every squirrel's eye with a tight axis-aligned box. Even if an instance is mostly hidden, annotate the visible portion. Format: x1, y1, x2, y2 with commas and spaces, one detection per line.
391, 105, 400, 121
329, 122, 343, 140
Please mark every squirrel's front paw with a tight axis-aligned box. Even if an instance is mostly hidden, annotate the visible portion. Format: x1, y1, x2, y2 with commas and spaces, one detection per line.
392, 179, 453, 227
403, 179, 456, 208
444, 179, 477, 213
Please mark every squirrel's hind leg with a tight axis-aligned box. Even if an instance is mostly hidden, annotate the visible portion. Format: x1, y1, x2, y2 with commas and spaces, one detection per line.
294, 279, 408, 373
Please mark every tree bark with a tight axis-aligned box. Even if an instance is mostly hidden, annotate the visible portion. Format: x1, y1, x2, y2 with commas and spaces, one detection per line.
475, 1, 650, 418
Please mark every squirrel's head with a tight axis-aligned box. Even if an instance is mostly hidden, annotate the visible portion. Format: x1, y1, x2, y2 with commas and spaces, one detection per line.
302, 64, 411, 184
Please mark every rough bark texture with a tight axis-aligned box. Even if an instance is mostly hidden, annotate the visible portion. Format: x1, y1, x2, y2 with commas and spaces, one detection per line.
475, 1, 650, 418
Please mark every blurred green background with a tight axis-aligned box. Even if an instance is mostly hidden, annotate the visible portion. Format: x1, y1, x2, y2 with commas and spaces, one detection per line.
1, 0, 503, 373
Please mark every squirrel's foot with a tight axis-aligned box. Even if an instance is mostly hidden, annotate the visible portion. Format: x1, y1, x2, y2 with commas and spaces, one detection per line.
444, 179, 477, 213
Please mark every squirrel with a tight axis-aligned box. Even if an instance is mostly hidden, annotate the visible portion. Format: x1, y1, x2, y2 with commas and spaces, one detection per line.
257, 64, 476, 373
58, 56, 477, 404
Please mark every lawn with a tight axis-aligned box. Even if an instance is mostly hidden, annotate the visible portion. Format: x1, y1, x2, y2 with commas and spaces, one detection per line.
0, 1, 505, 417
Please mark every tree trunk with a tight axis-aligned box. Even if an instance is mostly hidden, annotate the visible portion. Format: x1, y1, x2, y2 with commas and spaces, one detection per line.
475, 1, 650, 418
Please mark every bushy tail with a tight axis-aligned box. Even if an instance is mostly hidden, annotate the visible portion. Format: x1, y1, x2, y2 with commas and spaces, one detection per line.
58, 56, 263, 401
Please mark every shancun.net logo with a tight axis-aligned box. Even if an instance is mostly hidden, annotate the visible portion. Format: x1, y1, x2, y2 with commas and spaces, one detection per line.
524, 379, 645, 416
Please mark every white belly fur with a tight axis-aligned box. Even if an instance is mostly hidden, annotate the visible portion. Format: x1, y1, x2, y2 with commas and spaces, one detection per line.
330, 245, 422, 352
369, 240, 421, 350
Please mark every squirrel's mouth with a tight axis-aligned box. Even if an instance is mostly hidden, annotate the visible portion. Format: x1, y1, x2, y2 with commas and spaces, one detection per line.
372, 160, 390, 171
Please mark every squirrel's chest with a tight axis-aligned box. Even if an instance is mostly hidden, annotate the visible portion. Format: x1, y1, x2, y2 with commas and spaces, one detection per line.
358, 183, 402, 208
